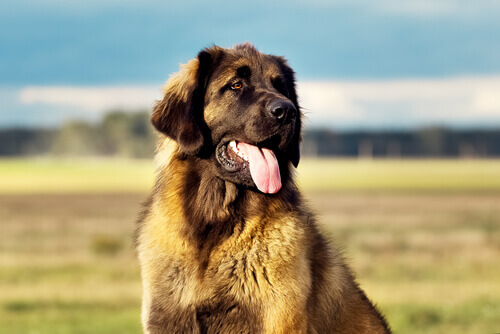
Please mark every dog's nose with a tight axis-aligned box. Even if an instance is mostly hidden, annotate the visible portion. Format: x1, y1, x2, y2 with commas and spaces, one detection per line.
267, 100, 297, 122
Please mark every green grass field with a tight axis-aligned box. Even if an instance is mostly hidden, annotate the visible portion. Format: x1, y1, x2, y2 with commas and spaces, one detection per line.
0, 158, 154, 194
1, 157, 500, 193
0, 158, 499, 333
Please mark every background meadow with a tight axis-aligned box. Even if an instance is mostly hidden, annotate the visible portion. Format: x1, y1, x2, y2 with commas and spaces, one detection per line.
1, 158, 499, 333
2, 0, 500, 332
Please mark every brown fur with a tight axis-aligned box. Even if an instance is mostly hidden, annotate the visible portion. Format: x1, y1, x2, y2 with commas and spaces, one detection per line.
136, 44, 390, 333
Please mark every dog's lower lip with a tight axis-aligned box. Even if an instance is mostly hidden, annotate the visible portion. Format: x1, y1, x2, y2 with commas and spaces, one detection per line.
216, 141, 247, 172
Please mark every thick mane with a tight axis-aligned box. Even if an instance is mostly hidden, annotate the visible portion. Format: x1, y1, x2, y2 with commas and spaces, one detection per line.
136, 44, 391, 334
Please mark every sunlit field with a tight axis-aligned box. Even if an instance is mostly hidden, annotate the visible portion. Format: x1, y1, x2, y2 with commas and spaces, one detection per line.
2, 157, 500, 193
0, 158, 499, 333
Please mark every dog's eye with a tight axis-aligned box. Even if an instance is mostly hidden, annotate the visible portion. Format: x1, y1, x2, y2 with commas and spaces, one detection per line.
231, 82, 243, 90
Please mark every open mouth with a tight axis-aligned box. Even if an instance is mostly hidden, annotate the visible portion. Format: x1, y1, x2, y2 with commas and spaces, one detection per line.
216, 140, 282, 194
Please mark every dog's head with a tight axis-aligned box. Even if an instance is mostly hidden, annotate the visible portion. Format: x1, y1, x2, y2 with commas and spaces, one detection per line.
152, 44, 301, 194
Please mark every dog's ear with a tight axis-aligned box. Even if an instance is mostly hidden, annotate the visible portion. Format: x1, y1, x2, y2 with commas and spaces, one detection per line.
152, 49, 218, 155
274, 56, 301, 168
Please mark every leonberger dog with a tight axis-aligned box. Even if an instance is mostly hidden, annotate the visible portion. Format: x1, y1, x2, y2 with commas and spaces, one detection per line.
136, 43, 390, 333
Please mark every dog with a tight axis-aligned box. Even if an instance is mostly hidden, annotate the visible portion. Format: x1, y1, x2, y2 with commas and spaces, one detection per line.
136, 43, 391, 333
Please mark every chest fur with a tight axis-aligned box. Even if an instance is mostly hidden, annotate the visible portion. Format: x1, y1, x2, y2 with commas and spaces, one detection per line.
145, 214, 310, 306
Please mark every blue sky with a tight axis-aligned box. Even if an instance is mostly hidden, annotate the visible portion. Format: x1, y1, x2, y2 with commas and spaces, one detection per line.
1, 0, 500, 128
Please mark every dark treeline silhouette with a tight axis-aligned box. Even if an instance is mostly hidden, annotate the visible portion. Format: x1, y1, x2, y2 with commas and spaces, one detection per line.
302, 128, 500, 158
0, 111, 499, 158
0, 111, 155, 158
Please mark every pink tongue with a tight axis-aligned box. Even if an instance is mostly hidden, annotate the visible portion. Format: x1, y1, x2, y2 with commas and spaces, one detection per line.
236, 142, 281, 194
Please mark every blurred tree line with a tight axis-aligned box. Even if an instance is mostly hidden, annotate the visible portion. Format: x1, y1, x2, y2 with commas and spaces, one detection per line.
0, 110, 499, 158
302, 128, 500, 158
0, 111, 156, 158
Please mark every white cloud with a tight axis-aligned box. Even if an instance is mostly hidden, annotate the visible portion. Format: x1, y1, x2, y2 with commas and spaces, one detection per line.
19, 86, 161, 114
298, 76, 500, 128
12, 76, 500, 129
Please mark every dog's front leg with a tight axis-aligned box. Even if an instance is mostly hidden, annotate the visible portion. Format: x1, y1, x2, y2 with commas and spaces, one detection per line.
141, 272, 201, 334
263, 303, 308, 334
142, 292, 200, 334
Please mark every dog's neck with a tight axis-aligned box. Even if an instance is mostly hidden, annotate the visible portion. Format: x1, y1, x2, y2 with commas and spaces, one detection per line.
154, 137, 299, 221
153, 138, 301, 268
158, 153, 297, 222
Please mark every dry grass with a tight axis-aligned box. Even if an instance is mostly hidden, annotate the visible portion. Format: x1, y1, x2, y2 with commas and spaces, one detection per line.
0, 194, 142, 334
0, 192, 499, 333
2, 158, 500, 194
311, 192, 500, 333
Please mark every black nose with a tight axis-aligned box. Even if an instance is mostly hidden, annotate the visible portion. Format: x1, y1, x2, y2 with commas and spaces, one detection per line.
267, 100, 297, 122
